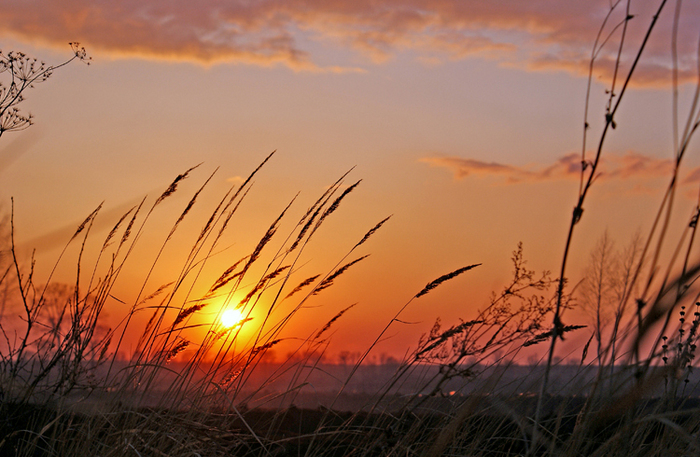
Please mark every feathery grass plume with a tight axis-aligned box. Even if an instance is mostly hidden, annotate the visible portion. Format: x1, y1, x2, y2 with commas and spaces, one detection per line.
203, 154, 275, 256
101, 207, 134, 250
314, 255, 369, 295
214, 326, 233, 341
212, 270, 248, 298
523, 324, 587, 347
288, 203, 324, 253
416, 319, 483, 358
355, 215, 392, 248
415, 263, 481, 298
169, 168, 217, 236
70, 202, 102, 242
225, 150, 275, 207
208, 256, 249, 296
291, 167, 356, 243
197, 204, 222, 245
239, 197, 295, 280
141, 296, 169, 339
580, 332, 595, 365
288, 170, 354, 253
137, 282, 174, 307
315, 303, 357, 340
118, 197, 145, 249
301, 167, 355, 223
285, 274, 320, 299
213, 151, 276, 238
239, 265, 291, 307
251, 339, 282, 356
309, 179, 361, 238
287, 189, 337, 254
164, 338, 189, 363
220, 368, 242, 387
97, 333, 111, 363
326, 180, 361, 215
251, 200, 293, 263
260, 264, 291, 283
217, 185, 252, 240
195, 186, 233, 246
153, 163, 201, 207
172, 303, 207, 327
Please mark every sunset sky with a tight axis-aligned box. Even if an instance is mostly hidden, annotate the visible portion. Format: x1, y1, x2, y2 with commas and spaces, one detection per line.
1, 0, 700, 361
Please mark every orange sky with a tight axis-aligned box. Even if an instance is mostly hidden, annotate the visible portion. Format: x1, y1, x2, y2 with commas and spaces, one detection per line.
1, 0, 700, 363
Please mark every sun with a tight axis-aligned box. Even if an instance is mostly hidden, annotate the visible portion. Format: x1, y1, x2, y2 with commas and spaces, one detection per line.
220, 308, 245, 328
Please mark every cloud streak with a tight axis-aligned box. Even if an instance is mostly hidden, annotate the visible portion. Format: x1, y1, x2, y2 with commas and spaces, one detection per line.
422, 151, 677, 184
1, 0, 698, 83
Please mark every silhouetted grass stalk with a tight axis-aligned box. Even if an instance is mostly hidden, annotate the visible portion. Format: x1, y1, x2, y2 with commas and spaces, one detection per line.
534, 1, 671, 451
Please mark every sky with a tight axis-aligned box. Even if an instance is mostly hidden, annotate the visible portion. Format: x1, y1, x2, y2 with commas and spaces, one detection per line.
1, 0, 700, 363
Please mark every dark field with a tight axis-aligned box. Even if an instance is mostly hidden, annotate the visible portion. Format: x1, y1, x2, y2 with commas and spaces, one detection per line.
3, 363, 700, 456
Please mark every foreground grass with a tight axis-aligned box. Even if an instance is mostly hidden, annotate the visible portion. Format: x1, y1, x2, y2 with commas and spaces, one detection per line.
3, 366, 700, 457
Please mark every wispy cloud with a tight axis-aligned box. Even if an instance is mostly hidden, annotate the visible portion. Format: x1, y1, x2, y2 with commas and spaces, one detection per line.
1, 1, 697, 83
422, 151, 676, 184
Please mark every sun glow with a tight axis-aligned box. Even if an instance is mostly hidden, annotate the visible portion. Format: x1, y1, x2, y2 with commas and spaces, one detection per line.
220, 308, 245, 328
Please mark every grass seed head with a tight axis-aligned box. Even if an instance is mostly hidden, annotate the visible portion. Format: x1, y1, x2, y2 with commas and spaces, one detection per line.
285, 274, 320, 299
415, 263, 481, 298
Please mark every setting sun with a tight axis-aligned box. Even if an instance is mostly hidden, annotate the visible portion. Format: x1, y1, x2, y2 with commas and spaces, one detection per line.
220, 308, 245, 328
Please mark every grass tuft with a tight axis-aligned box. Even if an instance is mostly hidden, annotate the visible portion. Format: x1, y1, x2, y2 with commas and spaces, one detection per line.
415, 263, 481, 298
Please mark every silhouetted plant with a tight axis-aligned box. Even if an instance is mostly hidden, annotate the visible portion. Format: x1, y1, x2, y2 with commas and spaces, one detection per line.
0, 43, 90, 139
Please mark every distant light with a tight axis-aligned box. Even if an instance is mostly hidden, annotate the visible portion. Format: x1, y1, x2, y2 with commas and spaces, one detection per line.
221, 308, 245, 328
